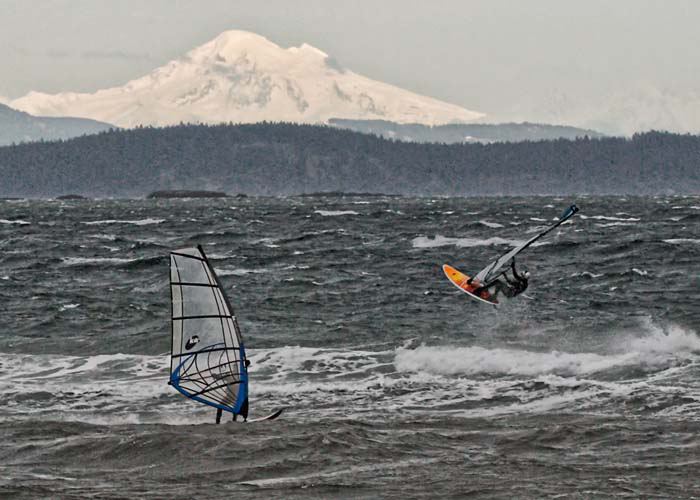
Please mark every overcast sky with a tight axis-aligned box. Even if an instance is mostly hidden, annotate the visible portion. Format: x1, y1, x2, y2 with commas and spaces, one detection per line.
3, 0, 700, 133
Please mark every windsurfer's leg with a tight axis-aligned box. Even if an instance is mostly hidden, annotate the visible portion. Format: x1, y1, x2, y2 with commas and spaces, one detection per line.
474, 283, 496, 299
216, 408, 222, 424
492, 280, 513, 298
232, 413, 237, 422
240, 398, 249, 421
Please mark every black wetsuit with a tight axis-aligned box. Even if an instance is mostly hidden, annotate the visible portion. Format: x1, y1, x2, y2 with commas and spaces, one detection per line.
478, 262, 528, 299
505, 264, 528, 295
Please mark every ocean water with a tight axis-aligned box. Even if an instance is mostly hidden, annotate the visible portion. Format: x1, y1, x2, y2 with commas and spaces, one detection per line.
1, 195, 699, 498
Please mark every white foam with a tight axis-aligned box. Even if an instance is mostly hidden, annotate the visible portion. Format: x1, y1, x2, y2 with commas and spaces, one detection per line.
314, 210, 359, 216
412, 235, 521, 249
59, 304, 80, 311
395, 345, 630, 377
570, 271, 604, 279
61, 257, 138, 266
0, 219, 30, 225
215, 267, 265, 276
88, 233, 117, 241
664, 239, 700, 245
580, 215, 640, 221
4, 323, 698, 424
624, 320, 700, 358
82, 218, 164, 225
478, 220, 504, 228
596, 222, 636, 227
395, 323, 700, 380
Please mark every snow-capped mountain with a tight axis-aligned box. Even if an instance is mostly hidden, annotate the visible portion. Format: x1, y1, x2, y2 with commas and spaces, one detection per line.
11, 30, 483, 128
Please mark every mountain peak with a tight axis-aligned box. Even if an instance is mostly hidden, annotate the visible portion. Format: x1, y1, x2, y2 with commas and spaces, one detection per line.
194, 30, 282, 60
188, 30, 329, 68
11, 30, 484, 128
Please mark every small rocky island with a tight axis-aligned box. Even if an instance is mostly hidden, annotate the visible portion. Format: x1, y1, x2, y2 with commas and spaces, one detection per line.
56, 194, 89, 200
147, 190, 229, 199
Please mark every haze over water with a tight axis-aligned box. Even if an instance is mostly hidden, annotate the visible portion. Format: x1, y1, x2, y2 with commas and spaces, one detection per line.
1, 195, 699, 497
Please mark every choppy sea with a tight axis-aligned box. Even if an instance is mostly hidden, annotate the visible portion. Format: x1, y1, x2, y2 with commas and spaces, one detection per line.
1, 195, 699, 498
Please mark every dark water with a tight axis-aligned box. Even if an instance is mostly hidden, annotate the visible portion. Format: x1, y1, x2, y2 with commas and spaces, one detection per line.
1, 195, 699, 498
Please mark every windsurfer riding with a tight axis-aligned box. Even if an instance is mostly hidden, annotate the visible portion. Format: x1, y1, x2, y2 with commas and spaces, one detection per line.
474, 260, 529, 300
215, 359, 251, 424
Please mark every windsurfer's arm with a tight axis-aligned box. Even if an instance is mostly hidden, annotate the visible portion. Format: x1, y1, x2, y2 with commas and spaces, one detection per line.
510, 260, 522, 280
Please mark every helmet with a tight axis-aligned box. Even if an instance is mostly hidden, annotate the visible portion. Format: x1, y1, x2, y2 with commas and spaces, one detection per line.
521, 268, 530, 279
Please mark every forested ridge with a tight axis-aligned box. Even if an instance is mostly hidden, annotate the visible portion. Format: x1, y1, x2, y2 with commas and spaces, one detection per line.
329, 119, 605, 143
0, 122, 698, 197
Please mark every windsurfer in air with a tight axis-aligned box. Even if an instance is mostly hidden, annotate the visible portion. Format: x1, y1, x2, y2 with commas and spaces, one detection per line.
474, 260, 529, 300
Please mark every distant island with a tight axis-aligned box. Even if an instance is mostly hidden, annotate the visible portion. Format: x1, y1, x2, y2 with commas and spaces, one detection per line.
329, 119, 605, 143
147, 190, 229, 199
0, 122, 697, 197
55, 194, 89, 200
0, 103, 115, 146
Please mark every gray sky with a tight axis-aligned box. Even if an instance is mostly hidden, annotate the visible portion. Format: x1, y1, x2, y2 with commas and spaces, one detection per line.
3, 0, 700, 133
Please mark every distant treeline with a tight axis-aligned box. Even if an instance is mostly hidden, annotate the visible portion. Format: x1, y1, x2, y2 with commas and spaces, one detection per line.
329, 118, 605, 143
0, 122, 698, 197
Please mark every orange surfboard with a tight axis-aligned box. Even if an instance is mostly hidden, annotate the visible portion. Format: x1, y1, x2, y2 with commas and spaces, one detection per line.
442, 264, 498, 306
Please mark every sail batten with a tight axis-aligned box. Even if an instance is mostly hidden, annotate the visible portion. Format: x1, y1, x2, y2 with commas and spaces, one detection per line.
169, 245, 248, 415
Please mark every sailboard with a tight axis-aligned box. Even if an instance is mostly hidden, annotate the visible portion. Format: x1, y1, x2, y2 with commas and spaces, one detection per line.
169, 245, 281, 422
443, 204, 579, 305
443, 263, 499, 306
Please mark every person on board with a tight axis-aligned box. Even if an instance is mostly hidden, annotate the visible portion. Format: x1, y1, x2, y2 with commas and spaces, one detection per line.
231, 360, 251, 422
474, 260, 529, 300
215, 359, 251, 424
233, 398, 249, 422
215, 400, 249, 424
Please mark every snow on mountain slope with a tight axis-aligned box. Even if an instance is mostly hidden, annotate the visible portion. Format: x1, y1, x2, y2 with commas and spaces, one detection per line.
11, 30, 483, 128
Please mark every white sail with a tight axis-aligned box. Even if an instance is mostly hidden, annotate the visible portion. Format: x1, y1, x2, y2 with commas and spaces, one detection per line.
474, 204, 579, 284
169, 246, 248, 415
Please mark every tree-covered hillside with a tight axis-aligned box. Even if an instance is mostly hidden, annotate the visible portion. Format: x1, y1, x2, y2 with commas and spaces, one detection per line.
0, 103, 115, 146
329, 119, 605, 143
0, 123, 697, 197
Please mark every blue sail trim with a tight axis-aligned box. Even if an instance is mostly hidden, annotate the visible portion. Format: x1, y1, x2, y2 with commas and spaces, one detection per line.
170, 342, 249, 414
